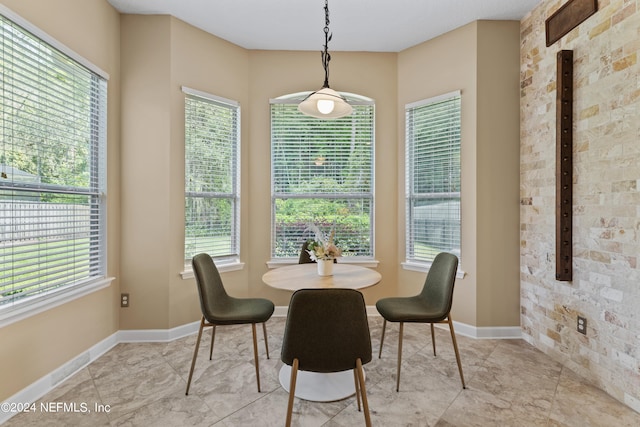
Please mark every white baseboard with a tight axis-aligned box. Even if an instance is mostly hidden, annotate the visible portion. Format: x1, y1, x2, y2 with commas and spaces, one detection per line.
1, 306, 521, 424
447, 321, 522, 339
117, 320, 201, 343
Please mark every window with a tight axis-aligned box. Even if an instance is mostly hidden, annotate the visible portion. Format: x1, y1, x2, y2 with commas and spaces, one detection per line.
406, 91, 461, 264
183, 88, 240, 263
270, 93, 374, 259
0, 11, 108, 311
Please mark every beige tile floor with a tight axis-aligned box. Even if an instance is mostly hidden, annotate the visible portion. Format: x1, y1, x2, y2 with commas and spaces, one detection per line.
5, 316, 640, 426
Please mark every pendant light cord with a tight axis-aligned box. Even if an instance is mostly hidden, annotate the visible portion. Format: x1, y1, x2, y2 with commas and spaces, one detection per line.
321, 0, 331, 89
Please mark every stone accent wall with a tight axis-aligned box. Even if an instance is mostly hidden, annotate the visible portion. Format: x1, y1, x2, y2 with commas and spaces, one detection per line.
520, 0, 640, 412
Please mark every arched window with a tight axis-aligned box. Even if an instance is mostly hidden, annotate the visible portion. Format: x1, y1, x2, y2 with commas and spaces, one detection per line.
270, 92, 375, 259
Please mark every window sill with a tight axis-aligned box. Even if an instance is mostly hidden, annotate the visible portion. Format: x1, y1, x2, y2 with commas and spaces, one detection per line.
181, 259, 245, 280
0, 277, 115, 328
402, 261, 466, 279
266, 258, 379, 269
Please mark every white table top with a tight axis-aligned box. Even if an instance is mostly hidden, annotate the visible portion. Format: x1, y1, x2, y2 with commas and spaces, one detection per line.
262, 263, 381, 292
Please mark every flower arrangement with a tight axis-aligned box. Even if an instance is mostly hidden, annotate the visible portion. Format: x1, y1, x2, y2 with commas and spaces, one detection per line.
306, 224, 342, 261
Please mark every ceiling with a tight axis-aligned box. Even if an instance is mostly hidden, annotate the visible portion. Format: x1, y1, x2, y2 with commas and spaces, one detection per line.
107, 0, 541, 52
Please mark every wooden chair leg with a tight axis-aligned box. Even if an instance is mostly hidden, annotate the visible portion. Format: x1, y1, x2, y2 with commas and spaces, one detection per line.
251, 323, 261, 392
356, 358, 372, 427
448, 316, 466, 389
378, 319, 387, 358
396, 322, 404, 392
285, 359, 299, 427
209, 324, 216, 360
353, 369, 362, 411
186, 317, 205, 395
430, 323, 436, 356
262, 322, 270, 359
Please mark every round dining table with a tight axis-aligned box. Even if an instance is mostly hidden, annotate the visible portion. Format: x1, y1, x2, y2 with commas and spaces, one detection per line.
262, 262, 381, 292
262, 262, 382, 402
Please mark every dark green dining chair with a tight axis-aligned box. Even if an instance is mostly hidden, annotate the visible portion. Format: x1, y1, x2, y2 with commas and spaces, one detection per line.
281, 288, 372, 427
298, 239, 337, 264
376, 252, 465, 391
186, 253, 275, 395
298, 240, 314, 264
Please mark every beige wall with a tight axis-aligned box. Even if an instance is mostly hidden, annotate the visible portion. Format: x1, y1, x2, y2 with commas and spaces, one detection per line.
521, 0, 640, 411
0, 0, 121, 400
118, 15, 253, 329
1, 2, 522, 401
397, 21, 521, 327
119, 15, 173, 329
475, 21, 521, 327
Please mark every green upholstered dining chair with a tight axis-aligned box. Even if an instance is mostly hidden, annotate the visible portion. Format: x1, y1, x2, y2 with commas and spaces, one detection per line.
186, 253, 275, 395
376, 252, 465, 391
281, 288, 372, 427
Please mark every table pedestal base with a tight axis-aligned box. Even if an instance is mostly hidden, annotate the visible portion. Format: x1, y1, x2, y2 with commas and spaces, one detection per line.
278, 365, 365, 402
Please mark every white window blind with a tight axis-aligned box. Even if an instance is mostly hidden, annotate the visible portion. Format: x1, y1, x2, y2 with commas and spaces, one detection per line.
0, 12, 107, 309
184, 89, 240, 261
406, 91, 461, 264
270, 94, 374, 258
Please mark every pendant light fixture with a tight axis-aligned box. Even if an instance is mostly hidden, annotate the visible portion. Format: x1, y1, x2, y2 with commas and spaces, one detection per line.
298, 0, 353, 119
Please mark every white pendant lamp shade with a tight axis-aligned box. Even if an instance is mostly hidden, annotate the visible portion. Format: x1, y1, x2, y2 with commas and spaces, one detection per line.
298, 0, 352, 120
298, 87, 353, 119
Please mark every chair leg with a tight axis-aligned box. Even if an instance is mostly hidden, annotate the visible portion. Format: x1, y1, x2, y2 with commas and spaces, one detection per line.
262, 322, 270, 359
447, 316, 466, 389
353, 369, 362, 411
186, 317, 205, 395
356, 358, 372, 427
430, 323, 436, 356
378, 319, 387, 358
285, 359, 299, 427
209, 324, 216, 360
251, 323, 261, 392
396, 322, 404, 392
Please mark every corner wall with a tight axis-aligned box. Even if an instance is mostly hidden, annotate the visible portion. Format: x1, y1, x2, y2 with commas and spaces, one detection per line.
520, 0, 640, 411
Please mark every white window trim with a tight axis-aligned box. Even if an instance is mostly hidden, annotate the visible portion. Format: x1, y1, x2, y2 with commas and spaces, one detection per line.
182, 86, 239, 108
402, 260, 466, 278
266, 257, 379, 269
180, 260, 244, 280
405, 90, 460, 110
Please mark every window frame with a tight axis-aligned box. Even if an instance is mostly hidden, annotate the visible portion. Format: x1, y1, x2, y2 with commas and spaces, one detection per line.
403, 90, 462, 272
0, 6, 112, 326
269, 92, 376, 264
182, 87, 241, 272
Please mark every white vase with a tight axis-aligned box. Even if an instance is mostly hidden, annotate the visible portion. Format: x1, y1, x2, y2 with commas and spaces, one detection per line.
317, 259, 334, 276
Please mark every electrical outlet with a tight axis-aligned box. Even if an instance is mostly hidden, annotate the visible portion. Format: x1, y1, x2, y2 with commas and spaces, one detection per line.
121, 293, 130, 308
577, 315, 586, 335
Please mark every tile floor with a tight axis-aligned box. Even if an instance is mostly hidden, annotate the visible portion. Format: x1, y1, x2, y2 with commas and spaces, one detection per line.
5, 317, 640, 426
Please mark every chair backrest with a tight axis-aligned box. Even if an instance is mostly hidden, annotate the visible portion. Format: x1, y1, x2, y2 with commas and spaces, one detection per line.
192, 253, 231, 321
298, 240, 314, 264
418, 252, 459, 320
281, 288, 372, 373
